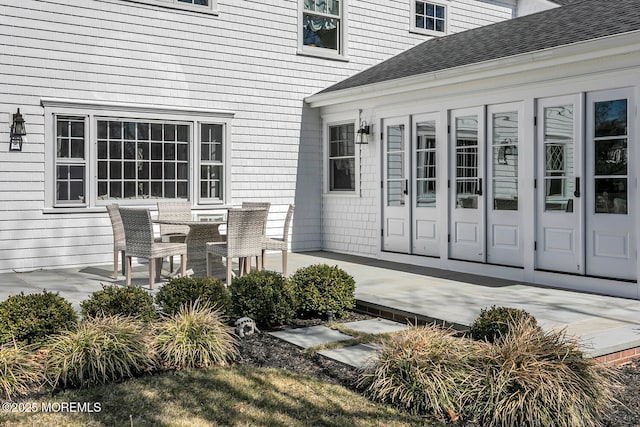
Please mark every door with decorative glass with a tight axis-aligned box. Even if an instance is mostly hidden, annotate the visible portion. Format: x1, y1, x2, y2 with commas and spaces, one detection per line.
536, 95, 583, 274
585, 89, 636, 280
486, 103, 523, 267
382, 117, 411, 253
412, 113, 440, 256
448, 107, 485, 262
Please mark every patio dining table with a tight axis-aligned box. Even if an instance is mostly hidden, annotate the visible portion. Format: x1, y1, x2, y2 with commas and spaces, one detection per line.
153, 216, 226, 277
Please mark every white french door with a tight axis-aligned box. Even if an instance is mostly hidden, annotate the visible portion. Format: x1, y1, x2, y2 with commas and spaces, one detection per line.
536, 95, 583, 274
382, 117, 411, 253
412, 113, 440, 257
585, 89, 635, 280
486, 103, 524, 267
536, 90, 636, 281
449, 107, 485, 262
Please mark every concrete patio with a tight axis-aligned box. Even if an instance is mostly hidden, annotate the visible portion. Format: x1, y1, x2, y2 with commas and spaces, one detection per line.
1, 251, 639, 364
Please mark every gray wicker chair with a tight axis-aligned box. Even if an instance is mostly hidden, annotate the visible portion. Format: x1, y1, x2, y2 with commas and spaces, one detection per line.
106, 204, 126, 279
119, 207, 187, 289
157, 200, 191, 271
206, 208, 267, 285
241, 202, 270, 270
264, 204, 294, 276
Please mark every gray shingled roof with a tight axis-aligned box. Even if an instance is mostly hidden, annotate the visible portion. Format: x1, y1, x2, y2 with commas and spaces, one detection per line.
318, 0, 640, 95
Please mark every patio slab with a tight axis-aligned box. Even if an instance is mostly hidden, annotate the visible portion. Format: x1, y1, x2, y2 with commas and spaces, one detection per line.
318, 343, 382, 369
269, 326, 353, 349
341, 318, 410, 335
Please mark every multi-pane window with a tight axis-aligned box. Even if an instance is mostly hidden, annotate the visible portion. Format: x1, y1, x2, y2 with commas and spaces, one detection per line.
415, 121, 436, 207
56, 116, 87, 205
492, 111, 519, 210
177, 0, 209, 5
97, 120, 190, 200
543, 105, 575, 212
200, 123, 224, 201
329, 123, 355, 191
413, 1, 447, 34
302, 0, 342, 54
455, 115, 479, 209
121, 0, 216, 12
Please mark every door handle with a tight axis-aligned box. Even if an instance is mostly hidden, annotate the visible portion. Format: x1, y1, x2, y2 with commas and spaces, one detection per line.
403, 179, 408, 195
475, 178, 483, 196
574, 177, 580, 198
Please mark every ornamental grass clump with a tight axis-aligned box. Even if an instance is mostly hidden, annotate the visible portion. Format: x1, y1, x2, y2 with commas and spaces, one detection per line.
358, 326, 486, 422
474, 319, 620, 427
153, 300, 238, 370
0, 342, 44, 399
44, 315, 155, 389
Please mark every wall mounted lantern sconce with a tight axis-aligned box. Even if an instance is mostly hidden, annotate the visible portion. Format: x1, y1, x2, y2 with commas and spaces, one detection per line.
10, 108, 26, 152
356, 121, 370, 144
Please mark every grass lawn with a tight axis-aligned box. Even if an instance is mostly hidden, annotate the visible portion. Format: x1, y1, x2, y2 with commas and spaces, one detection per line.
0, 366, 434, 427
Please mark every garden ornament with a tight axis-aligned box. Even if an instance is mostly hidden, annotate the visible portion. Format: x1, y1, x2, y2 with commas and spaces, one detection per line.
235, 317, 260, 338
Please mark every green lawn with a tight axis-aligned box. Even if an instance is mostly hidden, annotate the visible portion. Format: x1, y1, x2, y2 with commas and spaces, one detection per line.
0, 366, 438, 427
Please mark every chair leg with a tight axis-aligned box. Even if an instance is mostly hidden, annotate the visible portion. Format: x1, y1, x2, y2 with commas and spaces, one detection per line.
113, 250, 119, 279
282, 250, 287, 276
261, 249, 266, 270
125, 256, 133, 286
180, 254, 187, 277
169, 256, 174, 274
226, 257, 233, 286
206, 252, 211, 277
149, 259, 156, 290
121, 251, 127, 276
155, 259, 162, 282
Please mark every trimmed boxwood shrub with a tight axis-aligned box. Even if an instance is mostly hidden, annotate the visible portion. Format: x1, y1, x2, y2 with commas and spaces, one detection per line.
80, 284, 157, 322
288, 264, 355, 319
469, 305, 538, 343
229, 270, 297, 329
155, 276, 231, 316
0, 291, 77, 345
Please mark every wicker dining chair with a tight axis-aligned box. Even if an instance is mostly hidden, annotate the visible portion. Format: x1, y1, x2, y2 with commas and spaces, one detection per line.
264, 204, 294, 276
106, 204, 126, 279
241, 202, 270, 270
206, 208, 267, 286
119, 207, 187, 289
157, 200, 191, 271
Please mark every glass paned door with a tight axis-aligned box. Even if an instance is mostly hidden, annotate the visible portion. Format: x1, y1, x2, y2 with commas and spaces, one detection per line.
449, 108, 485, 262
383, 117, 411, 253
585, 90, 635, 280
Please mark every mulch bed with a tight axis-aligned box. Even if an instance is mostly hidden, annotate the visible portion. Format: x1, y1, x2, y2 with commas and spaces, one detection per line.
232, 311, 640, 427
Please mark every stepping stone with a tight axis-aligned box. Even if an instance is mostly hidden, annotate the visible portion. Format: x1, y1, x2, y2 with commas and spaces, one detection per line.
319, 343, 382, 369
270, 325, 353, 349
341, 318, 410, 335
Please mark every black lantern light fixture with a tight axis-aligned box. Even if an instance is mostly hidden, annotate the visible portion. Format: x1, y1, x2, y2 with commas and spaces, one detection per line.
356, 109, 371, 145
10, 108, 26, 151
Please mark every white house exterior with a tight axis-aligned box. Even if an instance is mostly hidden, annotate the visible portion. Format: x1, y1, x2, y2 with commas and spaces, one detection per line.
307, 0, 640, 299
0, 0, 526, 273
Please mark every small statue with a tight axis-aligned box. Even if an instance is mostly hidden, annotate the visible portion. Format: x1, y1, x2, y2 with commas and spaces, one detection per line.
234, 317, 260, 338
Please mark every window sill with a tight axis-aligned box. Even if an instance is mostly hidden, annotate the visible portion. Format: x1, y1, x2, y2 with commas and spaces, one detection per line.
409, 28, 447, 37
297, 48, 349, 62
113, 0, 219, 16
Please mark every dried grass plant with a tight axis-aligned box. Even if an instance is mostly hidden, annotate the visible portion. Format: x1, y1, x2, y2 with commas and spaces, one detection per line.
0, 342, 43, 399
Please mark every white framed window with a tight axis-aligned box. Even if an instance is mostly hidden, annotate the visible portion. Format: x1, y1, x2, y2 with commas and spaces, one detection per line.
43, 99, 233, 209
411, 0, 448, 36
328, 122, 356, 192
119, 0, 218, 14
299, 0, 347, 60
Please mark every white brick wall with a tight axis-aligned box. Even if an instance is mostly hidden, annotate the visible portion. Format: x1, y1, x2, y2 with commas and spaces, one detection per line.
0, 0, 515, 272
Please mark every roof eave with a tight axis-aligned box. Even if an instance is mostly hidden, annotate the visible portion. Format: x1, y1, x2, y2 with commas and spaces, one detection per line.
305, 30, 640, 108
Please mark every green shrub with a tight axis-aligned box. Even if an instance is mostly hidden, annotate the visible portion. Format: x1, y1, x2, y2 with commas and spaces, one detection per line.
45, 315, 155, 389
230, 270, 297, 328
0, 291, 77, 345
474, 320, 619, 427
154, 300, 238, 370
469, 305, 538, 343
0, 342, 44, 399
358, 326, 486, 422
80, 284, 157, 322
155, 276, 231, 316
288, 264, 355, 319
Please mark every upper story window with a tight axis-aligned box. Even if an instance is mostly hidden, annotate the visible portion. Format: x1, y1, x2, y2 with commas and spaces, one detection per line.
300, 0, 345, 60
120, 0, 217, 14
411, 1, 448, 36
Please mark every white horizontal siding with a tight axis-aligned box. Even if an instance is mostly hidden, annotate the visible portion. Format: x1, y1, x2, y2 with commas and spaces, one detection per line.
0, 0, 515, 272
